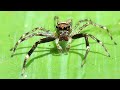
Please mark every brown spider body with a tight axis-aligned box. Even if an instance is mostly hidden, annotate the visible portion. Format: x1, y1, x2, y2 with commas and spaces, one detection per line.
10, 16, 117, 77
56, 22, 71, 41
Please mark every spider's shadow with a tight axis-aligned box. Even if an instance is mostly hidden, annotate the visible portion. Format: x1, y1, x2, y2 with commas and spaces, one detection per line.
12, 45, 85, 68
25, 47, 85, 68
11, 42, 112, 68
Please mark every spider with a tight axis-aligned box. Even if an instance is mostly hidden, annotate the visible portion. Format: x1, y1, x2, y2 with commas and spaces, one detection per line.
10, 16, 117, 76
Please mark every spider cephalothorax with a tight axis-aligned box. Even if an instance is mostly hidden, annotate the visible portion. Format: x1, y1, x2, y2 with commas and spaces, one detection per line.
10, 16, 117, 77
56, 20, 72, 41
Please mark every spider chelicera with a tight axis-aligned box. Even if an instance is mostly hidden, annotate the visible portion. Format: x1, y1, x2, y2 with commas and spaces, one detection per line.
10, 16, 117, 76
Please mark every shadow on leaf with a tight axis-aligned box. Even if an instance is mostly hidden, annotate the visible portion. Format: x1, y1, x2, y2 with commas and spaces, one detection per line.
11, 42, 111, 69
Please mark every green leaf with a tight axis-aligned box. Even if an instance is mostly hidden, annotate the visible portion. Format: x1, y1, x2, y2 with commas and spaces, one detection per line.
0, 11, 119, 79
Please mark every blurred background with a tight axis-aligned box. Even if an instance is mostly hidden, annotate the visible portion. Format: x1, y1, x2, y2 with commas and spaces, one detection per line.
0, 11, 120, 79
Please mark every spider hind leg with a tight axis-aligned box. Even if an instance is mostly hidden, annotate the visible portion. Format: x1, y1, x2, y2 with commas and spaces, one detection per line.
10, 27, 41, 51
10, 27, 50, 57
88, 34, 110, 57
74, 19, 117, 45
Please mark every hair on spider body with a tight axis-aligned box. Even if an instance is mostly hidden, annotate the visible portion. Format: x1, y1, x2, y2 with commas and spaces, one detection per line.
10, 16, 117, 77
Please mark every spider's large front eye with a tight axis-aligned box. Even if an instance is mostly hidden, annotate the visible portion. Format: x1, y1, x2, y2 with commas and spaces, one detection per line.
64, 27, 67, 30
56, 26, 58, 28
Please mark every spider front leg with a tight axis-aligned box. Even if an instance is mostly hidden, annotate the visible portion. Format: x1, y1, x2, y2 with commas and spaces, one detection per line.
55, 38, 63, 53
72, 33, 110, 67
65, 37, 72, 52
21, 37, 55, 77
75, 19, 117, 45
72, 34, 90, 67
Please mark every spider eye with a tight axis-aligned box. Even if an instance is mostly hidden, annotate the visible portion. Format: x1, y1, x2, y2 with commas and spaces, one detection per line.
67, 26, 70, 28
64, 27, 67, 30
59, 27, 62, 30
56, 26, 58, 28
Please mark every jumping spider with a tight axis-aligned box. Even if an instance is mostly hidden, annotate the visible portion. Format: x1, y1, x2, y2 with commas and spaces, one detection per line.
10, 16, 117, 76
